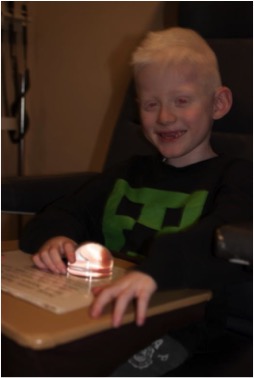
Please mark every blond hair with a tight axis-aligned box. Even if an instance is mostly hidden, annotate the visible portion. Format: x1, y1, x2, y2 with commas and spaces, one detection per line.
132, 27, 221, 90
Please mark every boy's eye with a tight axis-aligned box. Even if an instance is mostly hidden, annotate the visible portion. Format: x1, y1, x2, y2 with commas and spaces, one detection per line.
143, 101, 158, 111
175, 97, 189, 107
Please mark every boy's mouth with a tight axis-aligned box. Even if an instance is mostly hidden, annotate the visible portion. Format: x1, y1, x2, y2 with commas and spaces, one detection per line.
157, 130, 187, 141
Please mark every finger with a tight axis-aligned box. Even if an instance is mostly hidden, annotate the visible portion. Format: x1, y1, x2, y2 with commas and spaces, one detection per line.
112, 289, 134, 328
92, 285, 108, 296
63, 241, 77, 263
33, 253, 61, 273
32, 254, 49, 271
48, 247, 67, 274
136, 291, 150, 326
90, 285, 120, 318
39, 248, 63, 274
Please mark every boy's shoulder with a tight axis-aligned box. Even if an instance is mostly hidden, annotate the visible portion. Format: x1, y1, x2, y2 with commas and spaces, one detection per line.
219, 155, 252, 171
204, 154, 252, 178
213, 155, 252, 188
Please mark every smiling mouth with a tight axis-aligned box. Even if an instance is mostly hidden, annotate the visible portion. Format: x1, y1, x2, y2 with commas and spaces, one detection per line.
157, 130, 187, 141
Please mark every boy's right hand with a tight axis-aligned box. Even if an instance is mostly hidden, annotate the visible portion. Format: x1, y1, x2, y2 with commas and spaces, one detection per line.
32, 236, 77, 274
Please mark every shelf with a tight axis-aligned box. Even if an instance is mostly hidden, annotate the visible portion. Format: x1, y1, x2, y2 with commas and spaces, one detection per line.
1, 11, 31, 25
1, 117, 17, 131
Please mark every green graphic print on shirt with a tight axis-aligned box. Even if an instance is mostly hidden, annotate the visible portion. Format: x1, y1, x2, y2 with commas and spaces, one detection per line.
102, 179, 208, 257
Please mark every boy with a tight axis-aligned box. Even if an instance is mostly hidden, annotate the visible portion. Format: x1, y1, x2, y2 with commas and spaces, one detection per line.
20, 28, 252, 375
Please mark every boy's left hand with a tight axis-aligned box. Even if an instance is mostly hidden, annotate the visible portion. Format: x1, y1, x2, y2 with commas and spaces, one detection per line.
90, 271, 157, 328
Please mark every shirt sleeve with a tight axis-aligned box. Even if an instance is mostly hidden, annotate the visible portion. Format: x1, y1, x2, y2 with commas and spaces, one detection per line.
19, 170, 116, 253
19, 157, 140, 253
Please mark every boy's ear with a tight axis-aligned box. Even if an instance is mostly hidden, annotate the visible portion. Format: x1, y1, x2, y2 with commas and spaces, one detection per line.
212, 86, 233, 120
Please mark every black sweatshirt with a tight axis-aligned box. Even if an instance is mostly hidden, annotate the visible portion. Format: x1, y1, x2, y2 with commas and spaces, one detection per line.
20, 154, 252, 343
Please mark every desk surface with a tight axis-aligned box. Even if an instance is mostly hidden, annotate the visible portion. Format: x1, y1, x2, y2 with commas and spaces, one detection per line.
2, 241, 212, 350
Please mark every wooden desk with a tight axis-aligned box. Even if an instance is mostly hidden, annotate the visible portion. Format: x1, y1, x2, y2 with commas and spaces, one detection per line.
2, 241, 212, 377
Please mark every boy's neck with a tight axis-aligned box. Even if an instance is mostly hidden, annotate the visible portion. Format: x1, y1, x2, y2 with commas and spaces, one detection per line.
163, 150, 218, 168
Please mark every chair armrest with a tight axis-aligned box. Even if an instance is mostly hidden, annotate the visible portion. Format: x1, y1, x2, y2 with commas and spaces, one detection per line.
2, 172, 98, 214
215, 223, 253, 265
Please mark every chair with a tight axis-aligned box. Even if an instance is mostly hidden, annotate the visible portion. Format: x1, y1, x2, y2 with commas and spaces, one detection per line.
162, 2, 253, 376
2, 2, 252, 376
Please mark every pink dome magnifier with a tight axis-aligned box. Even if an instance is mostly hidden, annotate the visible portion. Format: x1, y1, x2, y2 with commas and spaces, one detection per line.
67, 242, 114, 278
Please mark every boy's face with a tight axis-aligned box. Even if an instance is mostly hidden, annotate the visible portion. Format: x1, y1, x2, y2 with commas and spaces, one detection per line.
136, 62, 217, 167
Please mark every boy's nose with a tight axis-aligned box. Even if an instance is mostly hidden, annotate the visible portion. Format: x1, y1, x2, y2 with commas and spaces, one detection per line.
157, 106, 176, 125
